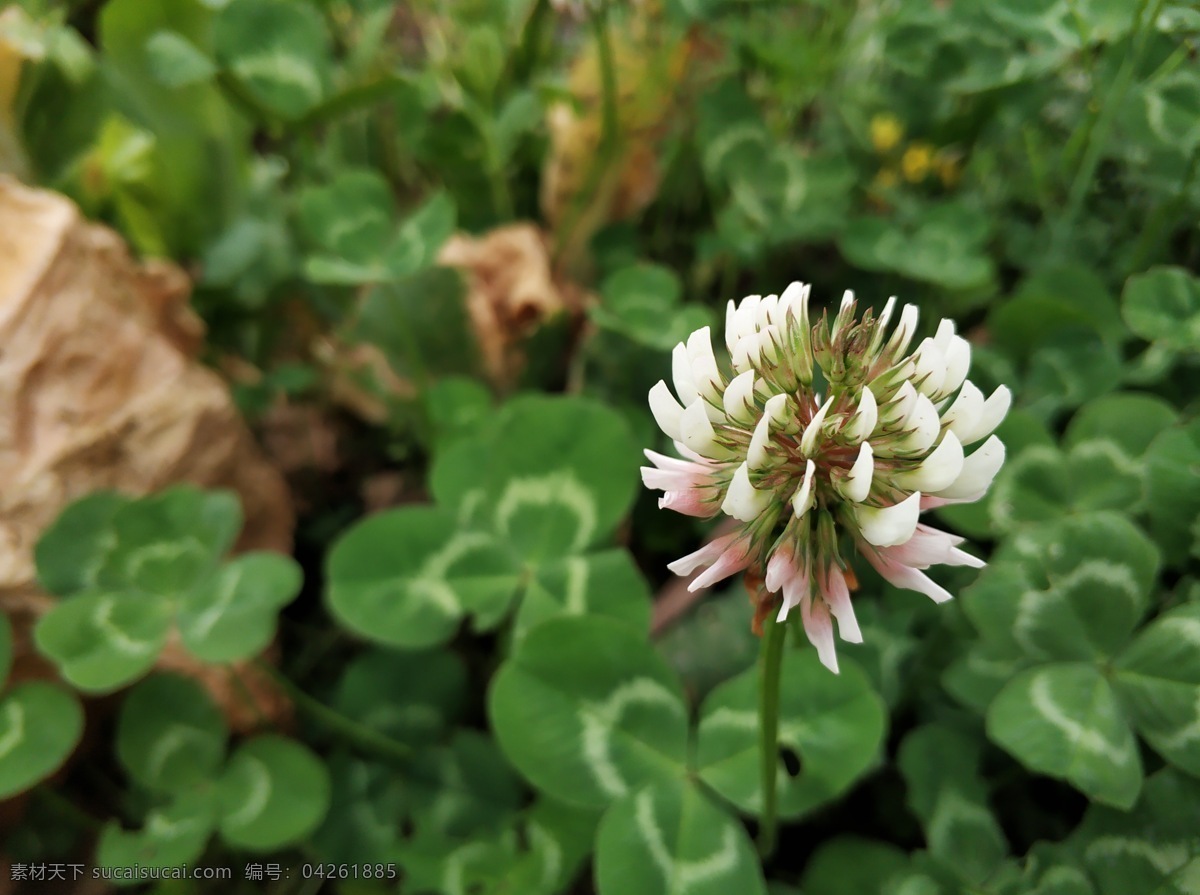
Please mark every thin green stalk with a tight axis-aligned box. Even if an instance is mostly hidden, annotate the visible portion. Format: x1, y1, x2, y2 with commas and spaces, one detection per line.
553, 0, 621, 268
593, 3, 620, 162
1126, 144, 1200, 274
254, 660, 412, 766
757, 618, 787, 859
1051, 0, 1160, 255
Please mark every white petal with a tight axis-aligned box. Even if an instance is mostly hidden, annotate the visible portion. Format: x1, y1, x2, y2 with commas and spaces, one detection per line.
882, 381, 918, 426
687, 326, 723, 402
757, 294, 778, 330
932, 318, 956, 353
800, 396, 835, 456
911, 337, 947, 397
671, 342, 699, 406
790, 459, 817, 518
724, 300, 739, 354
844, 386, 878, 443
648, 381, 684, 440
885, 303, 919, 357
763, 392, 789, 426
747, 412, 772, 469
722, 370, 757, 425
751, 324, 774, 367
855, 491, 922, 547
942, 380, 984, 440
936, 435, 1005, 500
896, 431, 964, 492
721, 462, 772, 522
735, 295, 761, 343
876, 296, 897, 330
680, 399, 718, 455
801, 597, 839, 673
782, 281, 811, 340
962, 386, 1012, 445
899, 393, 941, 452
839, 441, 874, 503
840, 289, 855, 312
941, 335, 971, 397
731, 334, 757, 373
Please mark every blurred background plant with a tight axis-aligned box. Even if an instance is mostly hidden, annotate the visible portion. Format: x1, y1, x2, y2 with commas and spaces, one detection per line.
0, 0, 1198, 892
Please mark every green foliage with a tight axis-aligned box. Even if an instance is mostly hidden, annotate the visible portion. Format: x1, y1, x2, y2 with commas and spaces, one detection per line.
6, 0, 1200, 891
33, 487, 302, 692
97, 674, 329, 873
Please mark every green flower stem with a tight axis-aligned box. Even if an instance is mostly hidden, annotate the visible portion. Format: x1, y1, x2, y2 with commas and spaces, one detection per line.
757, 617, 787, 859
553, 0, 621, 270
1052, 0, 1160, 254
253, 660, 412, 766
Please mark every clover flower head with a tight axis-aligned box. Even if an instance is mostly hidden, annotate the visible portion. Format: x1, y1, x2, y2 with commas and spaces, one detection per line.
642, 283, 1010, 673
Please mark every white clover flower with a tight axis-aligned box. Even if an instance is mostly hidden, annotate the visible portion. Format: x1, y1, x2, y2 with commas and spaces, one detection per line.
641, 283, 1010, 673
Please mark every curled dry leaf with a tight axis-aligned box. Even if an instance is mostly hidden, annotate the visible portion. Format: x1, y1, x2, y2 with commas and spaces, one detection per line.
0, 177, 292, 730
437, 222, 584, 388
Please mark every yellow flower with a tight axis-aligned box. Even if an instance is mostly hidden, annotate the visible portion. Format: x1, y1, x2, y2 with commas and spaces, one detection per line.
901, 142, 935, 183
870, 114, 904, 154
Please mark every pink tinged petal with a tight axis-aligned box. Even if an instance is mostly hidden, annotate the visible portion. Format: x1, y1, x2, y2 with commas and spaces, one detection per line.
941, 380, 984, 440
888, 523, 974, 568
667, 533, 736, 577
862, 546, 954, 604
723, 370, 757, 425
801, 395, 835, 456
687, 326, 723, 402
895, 430, 964, 492
935, 434, 1005, 500
680, 399, 718, 456
821, 565, 862, 643
722, 462, 772, 522
648, 381, 684, 440
911, 337, 947, 397
747, 413, 773, 470
855, 491, 922, 547
659, 489, 720, 518
897, 392, 940, 452
672, 342, 699, 407
642, 447, 705, 476
844, 386, 878, 443
941, 335, 971, 397
947, 546, 986, 568
801, 596, 839, 673
765, 548, 797, 595
688, 537, 753, 592
961, 385, 1012, 446
776, 565, 811, 623
640, 451, 709, 491
792, 459, 817, 517
839, 441, 874, 503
